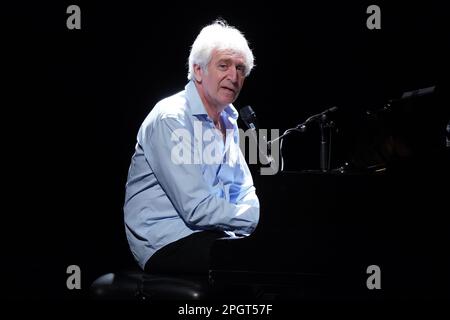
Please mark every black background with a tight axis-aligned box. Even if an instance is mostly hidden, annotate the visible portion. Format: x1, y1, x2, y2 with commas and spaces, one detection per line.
3, 1, 449, 301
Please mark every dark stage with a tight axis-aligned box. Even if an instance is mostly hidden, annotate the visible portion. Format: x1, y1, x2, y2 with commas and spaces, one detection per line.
4, 0, 449, 308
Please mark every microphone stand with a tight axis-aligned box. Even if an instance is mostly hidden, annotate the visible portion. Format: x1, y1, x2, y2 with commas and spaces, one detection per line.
268, 106, 337, 173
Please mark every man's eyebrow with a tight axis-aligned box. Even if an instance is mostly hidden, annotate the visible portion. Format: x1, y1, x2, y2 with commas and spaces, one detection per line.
216, 58, 232, 63
216, 58, 245, 65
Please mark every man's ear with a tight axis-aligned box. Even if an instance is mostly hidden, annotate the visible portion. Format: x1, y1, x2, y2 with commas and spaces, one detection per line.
193, 64, 203, 83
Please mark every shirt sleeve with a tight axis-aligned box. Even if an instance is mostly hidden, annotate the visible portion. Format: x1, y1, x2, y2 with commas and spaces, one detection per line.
142, 115, 259, 235
231, 148, 260, 207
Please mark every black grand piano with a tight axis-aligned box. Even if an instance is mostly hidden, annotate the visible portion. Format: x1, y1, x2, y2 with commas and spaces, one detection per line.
209, 86, 450, 300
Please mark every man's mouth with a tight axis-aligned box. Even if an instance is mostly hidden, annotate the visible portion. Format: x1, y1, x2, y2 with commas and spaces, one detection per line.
222, 87, 235, 94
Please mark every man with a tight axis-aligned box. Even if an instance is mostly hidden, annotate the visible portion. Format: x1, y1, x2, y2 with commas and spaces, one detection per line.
124, 20, 260, 274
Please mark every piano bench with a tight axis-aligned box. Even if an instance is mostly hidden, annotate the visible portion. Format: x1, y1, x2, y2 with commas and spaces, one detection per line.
90, 271, 211, 301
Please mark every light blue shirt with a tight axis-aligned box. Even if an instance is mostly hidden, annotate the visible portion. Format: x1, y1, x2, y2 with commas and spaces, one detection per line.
124, 81, 260, 269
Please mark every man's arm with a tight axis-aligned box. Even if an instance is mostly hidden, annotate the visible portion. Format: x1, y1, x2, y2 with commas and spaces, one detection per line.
231, 148, 260, 205
142, 115, 259, 234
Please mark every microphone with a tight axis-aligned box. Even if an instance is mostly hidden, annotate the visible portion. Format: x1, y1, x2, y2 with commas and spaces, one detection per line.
240, 105, 257, 130
240, 106, 272, 165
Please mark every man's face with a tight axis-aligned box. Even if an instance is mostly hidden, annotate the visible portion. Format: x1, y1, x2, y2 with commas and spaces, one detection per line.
194, 49, 246, 111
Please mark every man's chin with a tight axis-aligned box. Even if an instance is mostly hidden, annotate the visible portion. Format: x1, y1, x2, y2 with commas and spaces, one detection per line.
220, 95, 237, 106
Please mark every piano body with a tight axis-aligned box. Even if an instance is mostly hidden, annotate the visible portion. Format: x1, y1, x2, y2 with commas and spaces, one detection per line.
209, 87, 449, 300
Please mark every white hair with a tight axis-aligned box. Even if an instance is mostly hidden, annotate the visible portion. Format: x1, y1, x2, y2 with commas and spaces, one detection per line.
187, 20, 255, 80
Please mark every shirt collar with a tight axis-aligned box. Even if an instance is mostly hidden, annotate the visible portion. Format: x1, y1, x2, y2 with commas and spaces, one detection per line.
186, 80, 239, 121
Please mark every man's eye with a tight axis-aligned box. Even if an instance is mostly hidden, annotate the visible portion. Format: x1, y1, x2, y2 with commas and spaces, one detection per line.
236, 65, 246, 74
218, 64, 228, 69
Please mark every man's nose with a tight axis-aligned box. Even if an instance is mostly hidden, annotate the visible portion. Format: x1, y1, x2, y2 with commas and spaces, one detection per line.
227, 66, 238, 83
